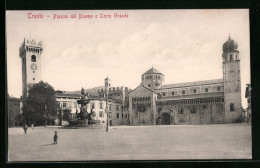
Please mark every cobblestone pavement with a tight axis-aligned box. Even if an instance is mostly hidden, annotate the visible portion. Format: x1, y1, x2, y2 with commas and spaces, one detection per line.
8, 124, 251, 161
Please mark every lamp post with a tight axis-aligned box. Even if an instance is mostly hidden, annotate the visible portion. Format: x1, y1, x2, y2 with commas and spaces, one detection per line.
106, 89, 108, 132
104, 76, 111, 132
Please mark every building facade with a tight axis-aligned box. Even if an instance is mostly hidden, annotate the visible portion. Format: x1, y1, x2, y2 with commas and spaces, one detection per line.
129, 36, 243, 125
245, 84, 251, 123
55, 90, 81, 125
8, 96, 22, 127
98, 86, 131, 125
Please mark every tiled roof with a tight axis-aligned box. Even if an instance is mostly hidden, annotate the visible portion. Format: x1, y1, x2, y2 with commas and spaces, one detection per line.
158, 79, 223, 89
142, 67, 163, 75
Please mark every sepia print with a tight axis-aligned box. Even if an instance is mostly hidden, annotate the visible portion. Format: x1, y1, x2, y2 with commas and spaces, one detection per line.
6, 10, 251, 161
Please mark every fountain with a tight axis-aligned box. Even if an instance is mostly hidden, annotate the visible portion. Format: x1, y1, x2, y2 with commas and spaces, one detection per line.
75, 88, 92, 127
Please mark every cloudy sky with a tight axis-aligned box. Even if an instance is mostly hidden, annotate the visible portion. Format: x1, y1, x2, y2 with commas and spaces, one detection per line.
6, 10, 250, 108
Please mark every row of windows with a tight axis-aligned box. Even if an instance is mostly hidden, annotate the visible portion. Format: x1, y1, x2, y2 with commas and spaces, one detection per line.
26, 47, 42, 54
59, 102, 78, 108
156, 97, 224, 106
91, 103, 117, 111
142, 75, 163, 81
225, 54, 239, 62
177, 103, 235, 114
116, 113, 129, 119
148, 83, 160, 88
132, 97, 151, 102
92, 111, 106, 117
160, 87, 221, 97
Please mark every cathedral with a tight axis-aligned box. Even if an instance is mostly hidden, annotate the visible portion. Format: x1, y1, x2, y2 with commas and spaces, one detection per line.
128, 36, 243, 125
18, 36, 243, 126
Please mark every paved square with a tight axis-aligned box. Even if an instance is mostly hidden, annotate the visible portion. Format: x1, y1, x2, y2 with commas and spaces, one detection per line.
8, 124, 251, 161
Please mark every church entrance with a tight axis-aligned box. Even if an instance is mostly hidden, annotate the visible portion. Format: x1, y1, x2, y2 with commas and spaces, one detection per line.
161, 113, 171, 125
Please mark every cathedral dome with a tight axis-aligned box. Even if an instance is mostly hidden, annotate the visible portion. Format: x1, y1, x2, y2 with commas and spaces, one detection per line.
223, 36, 238, 53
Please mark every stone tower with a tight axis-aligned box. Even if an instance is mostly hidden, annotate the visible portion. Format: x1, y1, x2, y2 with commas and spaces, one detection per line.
19, 38, 43, 99
141, 67, 164, 90
222, 35, 242, 122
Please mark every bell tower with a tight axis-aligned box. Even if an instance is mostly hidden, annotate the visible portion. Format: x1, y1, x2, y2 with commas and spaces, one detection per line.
19, 38, 43, 98
222, 35, 242, 122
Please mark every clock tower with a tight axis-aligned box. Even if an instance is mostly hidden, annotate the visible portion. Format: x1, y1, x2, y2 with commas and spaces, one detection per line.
222, 35, 242, 122
19, 38, 43, 98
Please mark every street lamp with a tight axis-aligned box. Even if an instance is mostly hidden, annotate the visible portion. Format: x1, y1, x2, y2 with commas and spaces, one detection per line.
104, 77, 111, 132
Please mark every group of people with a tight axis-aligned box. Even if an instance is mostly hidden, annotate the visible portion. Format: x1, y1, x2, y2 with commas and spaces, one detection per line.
23, 123, 58, 144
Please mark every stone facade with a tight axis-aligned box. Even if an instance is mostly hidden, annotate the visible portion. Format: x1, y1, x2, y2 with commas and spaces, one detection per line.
19, 38, 43, 99
128, 36, 243, 125
98, 86, 131, 125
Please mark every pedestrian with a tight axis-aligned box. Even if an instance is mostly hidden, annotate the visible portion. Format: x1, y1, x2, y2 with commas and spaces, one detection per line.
31, 123, 34, 130
53, 131, 58, 144
23, 124, 28, 134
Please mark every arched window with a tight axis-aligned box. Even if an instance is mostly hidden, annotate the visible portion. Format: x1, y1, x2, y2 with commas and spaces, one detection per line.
191, 108, 196, 114
148, 84, 151, 88
172, 91, 175, 95
194, 89, 196, 93
217, 87, 221, 91
230, 103, 234, 112
31, 55, 36, 62
178, 107, 183, 114
182, 90, 185, 95
162, 92, 166, 96
205, 88, 208, 92
230, 54, 233, 62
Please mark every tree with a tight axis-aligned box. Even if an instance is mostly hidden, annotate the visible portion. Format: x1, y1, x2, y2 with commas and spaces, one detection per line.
22, 81, 58, 126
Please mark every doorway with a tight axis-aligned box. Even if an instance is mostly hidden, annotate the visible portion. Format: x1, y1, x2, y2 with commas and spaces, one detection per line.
162, 113, 171, 125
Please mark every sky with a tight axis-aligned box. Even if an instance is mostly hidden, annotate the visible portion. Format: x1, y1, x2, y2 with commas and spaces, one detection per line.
6, 10, 250, 108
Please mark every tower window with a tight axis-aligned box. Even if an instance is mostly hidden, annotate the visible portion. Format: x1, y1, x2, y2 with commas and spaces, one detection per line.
230, 103, 234, 112
31, 55, 36, 62
33, 71, 35, 73
182, 90, 185, 95
194, 89, 196, 94
33, 78, 35, 80
230, 55, 233, 62
205, 88, 208, 92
